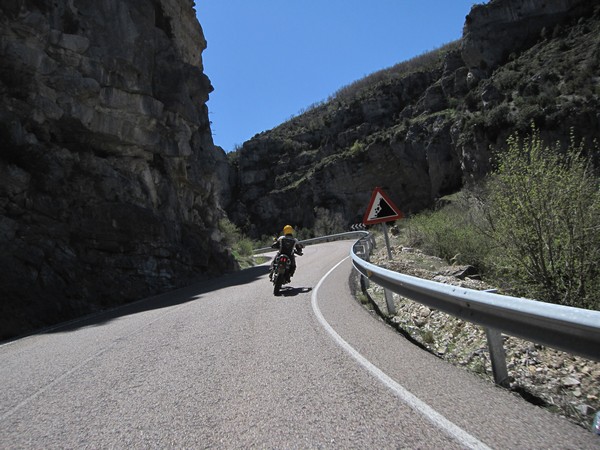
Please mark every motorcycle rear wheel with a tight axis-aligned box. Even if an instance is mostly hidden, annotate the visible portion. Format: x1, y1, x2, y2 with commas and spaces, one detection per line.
273, 275, 283, 296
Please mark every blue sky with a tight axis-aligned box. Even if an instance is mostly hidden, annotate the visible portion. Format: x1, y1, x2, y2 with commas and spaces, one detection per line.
196, 1, 484, 152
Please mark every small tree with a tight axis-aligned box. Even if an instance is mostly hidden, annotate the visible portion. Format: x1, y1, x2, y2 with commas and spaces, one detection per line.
218, 218, 255, 265
486, 127, 600, 309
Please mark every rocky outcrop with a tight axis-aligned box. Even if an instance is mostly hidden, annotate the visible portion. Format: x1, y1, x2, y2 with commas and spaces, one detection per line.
0, 0, 235, 340
227, 66, 456, 237
226, 0, 600, 238
461, 0, 594, 79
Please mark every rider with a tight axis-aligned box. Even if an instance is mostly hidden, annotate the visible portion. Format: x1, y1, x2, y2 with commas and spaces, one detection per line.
271, 224, 303, 283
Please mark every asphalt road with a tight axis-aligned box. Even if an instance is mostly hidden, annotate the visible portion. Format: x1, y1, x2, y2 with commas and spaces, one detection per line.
1, 240, 599, 449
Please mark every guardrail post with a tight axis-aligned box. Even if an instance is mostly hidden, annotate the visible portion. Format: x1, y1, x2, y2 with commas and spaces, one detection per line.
355, 244, 369, 290
484, 327, 509, 387
384, 289, 397, 315
361, 239, 371, 288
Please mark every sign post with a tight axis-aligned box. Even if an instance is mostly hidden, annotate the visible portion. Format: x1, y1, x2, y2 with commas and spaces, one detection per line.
381, 222, 393, 260
362, 187, 404, 316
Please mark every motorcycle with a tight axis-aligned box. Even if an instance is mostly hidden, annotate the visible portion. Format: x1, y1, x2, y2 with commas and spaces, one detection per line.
270, 248, 302, 296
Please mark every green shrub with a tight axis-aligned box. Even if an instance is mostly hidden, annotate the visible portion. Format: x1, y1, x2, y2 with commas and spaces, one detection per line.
219, 218, 259, 267
484, 103, 511, 128
218, 218, 241, 247
403, 127, 600, 311
486, 127, 600, 309
349, 140, 365, 155
236, 238, 254, 257
405, 192, 492, 272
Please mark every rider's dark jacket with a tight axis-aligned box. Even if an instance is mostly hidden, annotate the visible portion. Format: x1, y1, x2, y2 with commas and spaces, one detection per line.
271, 234, 303, 274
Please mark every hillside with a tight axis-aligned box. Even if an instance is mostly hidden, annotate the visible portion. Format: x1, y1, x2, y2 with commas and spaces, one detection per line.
225, 0, 600, 238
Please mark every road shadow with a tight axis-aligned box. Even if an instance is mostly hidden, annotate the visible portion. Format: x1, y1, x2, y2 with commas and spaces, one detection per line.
277, 286, 313, 297
6, 265, 271, 342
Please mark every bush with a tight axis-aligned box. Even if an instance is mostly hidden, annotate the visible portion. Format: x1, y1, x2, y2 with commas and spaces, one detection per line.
405, 192, 492, 272
485, 127, 600, 309
218, 218, 257, 267
402, 127, 600, 311
236, 238, 254, 258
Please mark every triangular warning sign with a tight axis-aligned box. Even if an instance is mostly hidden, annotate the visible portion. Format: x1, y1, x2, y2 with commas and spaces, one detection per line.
362, 187, 404, 225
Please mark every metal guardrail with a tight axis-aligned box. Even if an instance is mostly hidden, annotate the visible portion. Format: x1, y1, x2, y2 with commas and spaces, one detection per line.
253, 231, 370, 254
349, 233, 600, 378
255, 230, 600, 383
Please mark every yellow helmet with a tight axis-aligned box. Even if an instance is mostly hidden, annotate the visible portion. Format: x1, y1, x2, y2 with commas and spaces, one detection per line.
283, 224, 294, 235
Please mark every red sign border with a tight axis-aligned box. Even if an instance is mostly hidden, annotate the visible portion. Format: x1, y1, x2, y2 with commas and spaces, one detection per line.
362, 187, 404, 225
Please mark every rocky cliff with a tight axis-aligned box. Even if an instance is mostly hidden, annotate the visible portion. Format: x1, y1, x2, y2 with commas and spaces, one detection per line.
462, 0, 593, 79
0, 0, 235, 339
227, 0, 599, 238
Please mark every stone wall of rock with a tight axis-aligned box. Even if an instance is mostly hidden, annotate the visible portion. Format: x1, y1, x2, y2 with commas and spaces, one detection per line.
461, 0, 592, 79
0, 0, 235, 339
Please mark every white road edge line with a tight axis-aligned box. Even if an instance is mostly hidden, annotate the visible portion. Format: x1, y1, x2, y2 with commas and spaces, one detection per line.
311, 256, 492, 450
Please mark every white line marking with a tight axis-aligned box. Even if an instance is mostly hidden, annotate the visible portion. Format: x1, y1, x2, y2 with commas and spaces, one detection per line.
311, 257, 491, 450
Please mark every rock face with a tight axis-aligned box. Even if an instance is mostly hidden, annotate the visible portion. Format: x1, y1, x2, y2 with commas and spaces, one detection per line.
462, 0, 591, 79
0, 0, 235, 339
226, 0, 600, 238
227, 68, 453, 237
